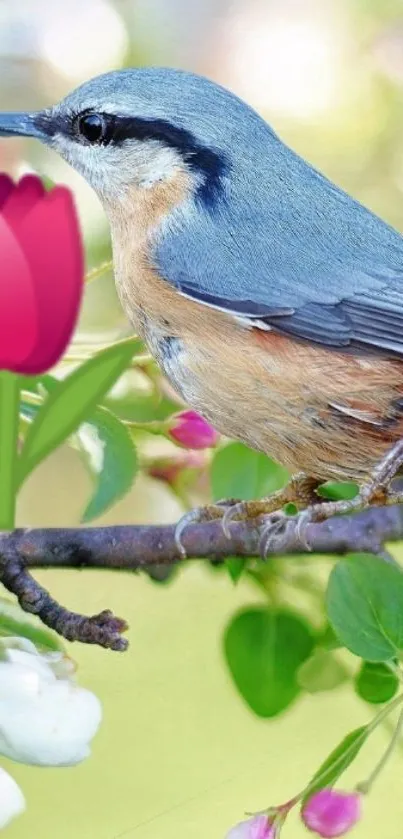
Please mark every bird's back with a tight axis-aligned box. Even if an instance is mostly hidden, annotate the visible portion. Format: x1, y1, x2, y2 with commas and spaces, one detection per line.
154, 112, 403, 355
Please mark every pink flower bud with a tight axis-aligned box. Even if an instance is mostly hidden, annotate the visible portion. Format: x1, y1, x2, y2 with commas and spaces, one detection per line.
225, 814, 276, 839
168, 409, 219, 449
302, 789, 361, 837
148, 450, 205, 485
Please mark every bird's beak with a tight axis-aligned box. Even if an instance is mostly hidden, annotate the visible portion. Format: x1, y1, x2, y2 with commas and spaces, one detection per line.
0, 112, 49, 140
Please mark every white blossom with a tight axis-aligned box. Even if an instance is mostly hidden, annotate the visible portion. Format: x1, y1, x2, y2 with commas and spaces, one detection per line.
0, 767, 25, 828
0, 638, 102, 766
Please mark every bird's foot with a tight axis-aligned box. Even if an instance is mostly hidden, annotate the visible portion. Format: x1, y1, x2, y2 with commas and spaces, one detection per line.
174, 440, 403, 559
174, 499, 240, 558
258, 509, 312, 557
258, 439, 403, 557
258, 496, 364, 558
174, 473, 320, 558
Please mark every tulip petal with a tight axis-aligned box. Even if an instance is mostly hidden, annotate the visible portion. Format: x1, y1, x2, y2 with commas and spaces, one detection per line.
11, 185, 83, 374
2, 175, 45, 228
0, 174, 14, 210
0, 215, 38, 369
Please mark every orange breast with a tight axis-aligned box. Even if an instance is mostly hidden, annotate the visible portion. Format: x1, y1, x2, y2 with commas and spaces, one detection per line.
105, 170, 403, 484
249, 328, 403, 480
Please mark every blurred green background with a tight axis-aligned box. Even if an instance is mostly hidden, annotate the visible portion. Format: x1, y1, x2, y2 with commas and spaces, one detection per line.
2, 0, 403, 836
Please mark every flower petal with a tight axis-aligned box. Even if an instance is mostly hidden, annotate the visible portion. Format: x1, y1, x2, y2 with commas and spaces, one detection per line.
0, 174, 14, 210
0, 768, 25, 828
302, 789, 362, 837
226, 815, 276, 839
2, 175, 45, 228
11, 185, 83, 374
0, 214, 38, 369
169, 409, 219, 449
0, 680, 102, 766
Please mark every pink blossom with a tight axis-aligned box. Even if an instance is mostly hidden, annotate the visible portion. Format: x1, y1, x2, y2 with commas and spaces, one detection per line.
225, 814, 276, 839
302, 789, 361, 837
148, 450, 205, 485
168, 409, 219, 449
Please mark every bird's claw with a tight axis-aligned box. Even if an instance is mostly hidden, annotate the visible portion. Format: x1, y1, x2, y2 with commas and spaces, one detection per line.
174, 508, 202, 558
174, 497, 316, 561
258, 511, 290, 557
294, 509, 314, 551
259, 509, 313, 558
221, 501, 249, 539
174, 499, 239, 558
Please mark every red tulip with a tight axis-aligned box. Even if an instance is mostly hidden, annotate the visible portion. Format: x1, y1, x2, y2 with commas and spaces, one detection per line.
0, 173, 83, 374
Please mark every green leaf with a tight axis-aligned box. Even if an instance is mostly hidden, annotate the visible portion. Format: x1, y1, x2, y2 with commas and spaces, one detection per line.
355, 662, 399, 704
18, 339, 142, 482
297, 649, 349, 693
317, 482, 358, 501
326, 554, 403, 661
0, 598, 64, 652
77, 407, 139, 522
316, 624, 343, 651
303, 726, 369, 803
224, 607, 314, 717
225, 557, 247, 584
145, 564, 177, 584
104, 389, 179, 423
211, 442, 288, 502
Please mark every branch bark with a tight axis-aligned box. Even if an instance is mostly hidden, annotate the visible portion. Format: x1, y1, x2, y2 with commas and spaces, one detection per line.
1, 503, 402, 650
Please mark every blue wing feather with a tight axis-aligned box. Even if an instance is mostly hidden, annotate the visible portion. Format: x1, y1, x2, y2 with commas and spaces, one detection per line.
153, 105, 403, 354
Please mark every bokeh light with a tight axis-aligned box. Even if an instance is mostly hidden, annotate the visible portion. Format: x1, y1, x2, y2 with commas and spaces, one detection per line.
217, 7, 348, 117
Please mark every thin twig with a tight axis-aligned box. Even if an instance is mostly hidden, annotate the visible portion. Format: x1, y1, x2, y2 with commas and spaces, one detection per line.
0, 552, 128, 651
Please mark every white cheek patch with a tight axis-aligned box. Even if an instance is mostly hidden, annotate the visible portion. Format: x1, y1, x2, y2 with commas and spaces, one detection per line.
54, 135, 102, 183
136, 144, 182, 188
53, 134, 183, 197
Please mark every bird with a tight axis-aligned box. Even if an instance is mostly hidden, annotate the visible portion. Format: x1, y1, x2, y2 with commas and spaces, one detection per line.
2, 66, 403, 553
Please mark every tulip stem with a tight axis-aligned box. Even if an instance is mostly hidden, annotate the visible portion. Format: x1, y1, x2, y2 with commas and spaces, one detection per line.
0, 371, 20, 530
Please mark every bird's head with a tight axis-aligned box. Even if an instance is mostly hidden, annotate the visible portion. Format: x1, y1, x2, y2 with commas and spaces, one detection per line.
0, 67, 270, 210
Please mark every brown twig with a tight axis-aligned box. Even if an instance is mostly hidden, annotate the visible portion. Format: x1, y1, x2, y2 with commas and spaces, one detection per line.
1, 551, 128, 650
0, 503, 402, 651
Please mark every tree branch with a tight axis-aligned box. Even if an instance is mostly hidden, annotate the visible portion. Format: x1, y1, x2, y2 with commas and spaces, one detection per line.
1, 503, 402, 650
1, 552, 128, 650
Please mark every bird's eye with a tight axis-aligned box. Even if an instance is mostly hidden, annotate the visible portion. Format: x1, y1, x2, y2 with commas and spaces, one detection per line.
76, 113, 108, 145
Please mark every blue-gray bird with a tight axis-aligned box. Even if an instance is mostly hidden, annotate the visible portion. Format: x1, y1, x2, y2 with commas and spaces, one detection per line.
1, 66, 403, 549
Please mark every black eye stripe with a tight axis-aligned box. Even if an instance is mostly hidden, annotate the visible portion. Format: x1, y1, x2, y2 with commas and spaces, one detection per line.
34, 109, 228, 207
121, 116, 228, 207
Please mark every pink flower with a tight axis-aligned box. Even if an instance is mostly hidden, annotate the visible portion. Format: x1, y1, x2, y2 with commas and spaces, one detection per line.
148, 450, 205, 485
302, 789, 361, 837
168, 409, 219, 449
225, 814, 276, 839
0, 173, 83, 374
